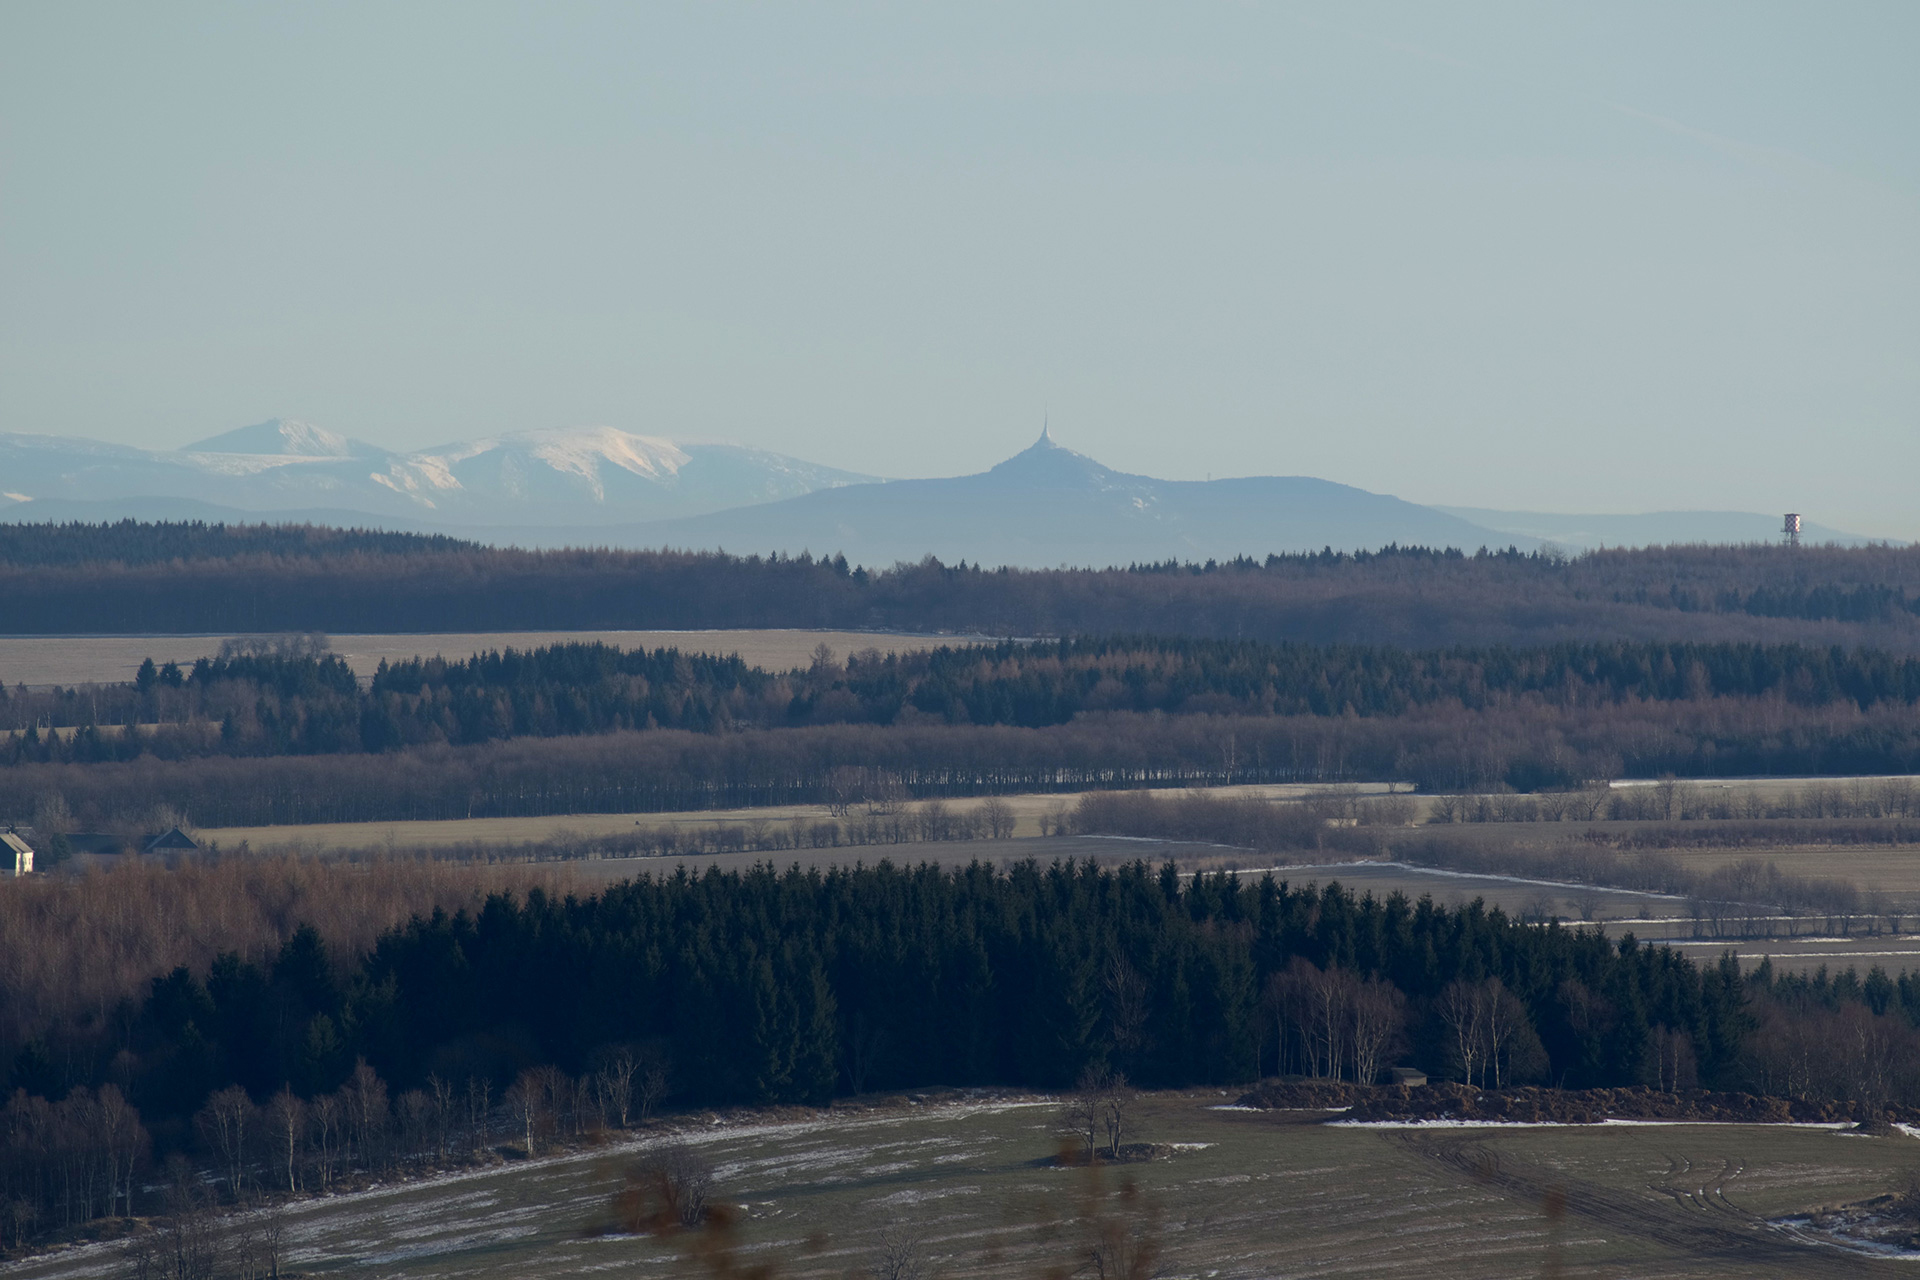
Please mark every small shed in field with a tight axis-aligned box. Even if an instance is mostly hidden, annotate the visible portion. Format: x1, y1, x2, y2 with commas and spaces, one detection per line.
1388, 1066, 1428, 1087
1, 830, 33, 877
144, 826, 199, 854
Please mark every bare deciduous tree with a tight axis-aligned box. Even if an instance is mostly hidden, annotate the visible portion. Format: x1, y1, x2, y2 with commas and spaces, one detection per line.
1348, 978, 1406, 1086
1438, 979, 1488, 1088
635, 1048, 672, 1121
427, 1073, 455, 1159
1061, 1066, 1106, 1161
1099, 1073, 1136, 1160
1062, 1065, 1137, 1161
1439, 977, 1543, 1088
1649, 1025, 1698, 1092
629, 1142, 714, 1229
341, 1060, 389, 1174
264, 1088, 304, 1194
866, 1225, 931, 1280
463, 1076, 492, 1155
307, 1093, 342, 1190
595, 1047, 639, 1130
505, 1071, 546, 1157
398, 1089, 435, 1165
195, 1086, 253, 1202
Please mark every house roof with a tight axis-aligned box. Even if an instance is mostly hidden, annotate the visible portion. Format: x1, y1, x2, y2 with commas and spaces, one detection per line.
144, 826, 199, 851
1, 832, 31, 857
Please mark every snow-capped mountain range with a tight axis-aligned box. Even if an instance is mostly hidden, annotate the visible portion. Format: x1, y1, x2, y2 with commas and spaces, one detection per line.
0, 420, 1875, 564
0, 420, 876, 526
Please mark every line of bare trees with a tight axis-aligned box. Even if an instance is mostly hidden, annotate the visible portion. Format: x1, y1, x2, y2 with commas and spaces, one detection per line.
121, 1161, 288, 1280
20, 685, 1920, 834
0, 1084, 146, 1247
2, 1042, 672, 1255
1433, 978, 1550, 1089
190, 1049, 671, 1204
1743, 999, 1919, 1115
0, 856, 575, 1086
1260, 960, 1408, 1085
1059, 1065, 1138, 1162
603, 790, 1019, 859
1430, 777, 1920, 824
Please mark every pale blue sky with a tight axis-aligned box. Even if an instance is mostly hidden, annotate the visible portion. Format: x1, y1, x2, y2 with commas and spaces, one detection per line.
3, 3, 1916, 535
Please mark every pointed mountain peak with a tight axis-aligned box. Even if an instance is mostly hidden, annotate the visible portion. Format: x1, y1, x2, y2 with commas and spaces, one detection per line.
985, 425, 1135, 490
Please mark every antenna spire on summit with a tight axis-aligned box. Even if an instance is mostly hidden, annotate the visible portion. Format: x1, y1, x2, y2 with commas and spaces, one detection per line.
1038, 412, 1052, 445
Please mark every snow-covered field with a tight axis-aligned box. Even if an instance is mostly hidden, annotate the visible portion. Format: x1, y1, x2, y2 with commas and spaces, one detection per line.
6, 1093, 1917, 1279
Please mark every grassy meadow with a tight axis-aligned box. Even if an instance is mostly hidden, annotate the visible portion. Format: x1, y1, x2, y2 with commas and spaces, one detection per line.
0, 629, 950, 688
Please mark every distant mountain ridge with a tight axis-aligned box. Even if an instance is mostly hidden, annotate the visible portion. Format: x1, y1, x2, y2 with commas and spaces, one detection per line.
0, 420, 1884, 565
0, 420, 875, 525
603, 429, 1533, 567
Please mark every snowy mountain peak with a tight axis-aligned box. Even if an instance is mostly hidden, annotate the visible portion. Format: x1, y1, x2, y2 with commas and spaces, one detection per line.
506, 426, 691, 484
184, 419, 358, 458
0, 422, 877, 526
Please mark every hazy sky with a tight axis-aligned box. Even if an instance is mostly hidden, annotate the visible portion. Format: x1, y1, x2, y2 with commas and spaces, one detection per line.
3, 4, 1916, 535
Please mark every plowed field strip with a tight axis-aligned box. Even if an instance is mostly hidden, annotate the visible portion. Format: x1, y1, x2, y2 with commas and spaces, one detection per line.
1392, 1132, 1885, 1277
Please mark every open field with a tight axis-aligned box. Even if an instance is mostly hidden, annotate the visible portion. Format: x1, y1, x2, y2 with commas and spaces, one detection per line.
1402, 825, 1920, 903
5, 1092, 1915, 1279
196, 783, 1401, 852
190, 775, 1920, 857
1648, 845, 1920, 897
1259, 858, 1685, 920
0, 629, 953, 688
1659, 933, 1920, 971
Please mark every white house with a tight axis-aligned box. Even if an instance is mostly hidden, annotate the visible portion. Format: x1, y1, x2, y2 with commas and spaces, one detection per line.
1, 830, 33, 877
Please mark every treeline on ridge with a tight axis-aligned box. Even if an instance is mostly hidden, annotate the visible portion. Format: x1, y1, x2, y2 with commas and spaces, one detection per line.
6, 521, 1920, 647
9, 635, 1920, 762
17, 699, 1920, 829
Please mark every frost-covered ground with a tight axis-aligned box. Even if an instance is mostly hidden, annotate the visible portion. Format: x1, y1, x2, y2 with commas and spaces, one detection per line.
7, 1093, 1918, 1279
1777, 1207, 1920, 1261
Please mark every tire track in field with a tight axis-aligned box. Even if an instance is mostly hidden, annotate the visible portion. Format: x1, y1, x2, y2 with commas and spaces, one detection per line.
1388, 1132, 1890, 1277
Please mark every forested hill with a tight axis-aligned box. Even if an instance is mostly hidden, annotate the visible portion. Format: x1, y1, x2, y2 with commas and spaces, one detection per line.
10, 637, 1920, 762
6, 521, 1920, 647
5, 862, 1758, 1128
0, 519, 476, 567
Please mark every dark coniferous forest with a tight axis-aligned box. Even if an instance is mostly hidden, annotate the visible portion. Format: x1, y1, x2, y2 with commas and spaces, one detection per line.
10, 857, 1920, 1240
6, 520, 1920, 646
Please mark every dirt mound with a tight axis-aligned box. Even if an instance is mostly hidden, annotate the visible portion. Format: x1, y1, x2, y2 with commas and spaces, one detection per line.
1236, 1080, 1361, 1111
1045, 1141, 1173, 1167
1237, 1080, 1908, 1126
